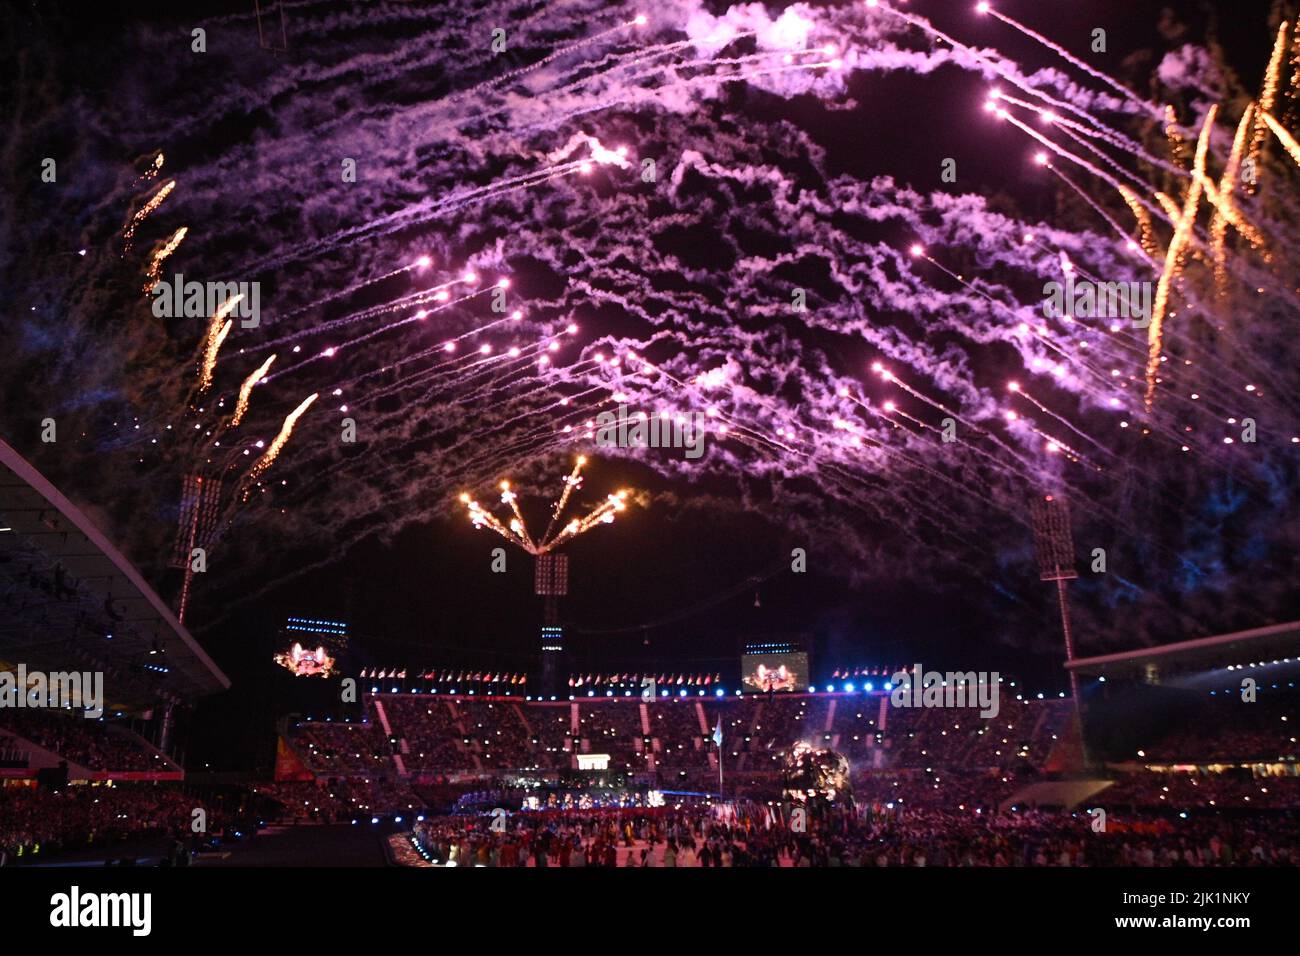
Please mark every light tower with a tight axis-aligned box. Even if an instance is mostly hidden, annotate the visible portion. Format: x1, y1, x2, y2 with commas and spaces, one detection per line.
1030, 493, 1088, 766
534, 553, 569, 696
459, 457, 633, 699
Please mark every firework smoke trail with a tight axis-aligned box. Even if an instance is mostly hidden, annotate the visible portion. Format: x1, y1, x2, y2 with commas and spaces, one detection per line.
996, 108, 1154, 209
14, 0, 1300, 635
881, 4, 1140, 147
270, 258, 438, 326
993, 92, 1185, 179
230, 354, 277, 427
511, 52, 845, 138
123, 179, 175, 252
913, 250, 1116, 390
1146, 106, 1216, 408
452, 14, 651, 105
1046, 162, 1157, 262
870, 357, 1106, 506
451, 30, 779, 134
1045, 114, 1178, 199
248, 156, 606, 276
983, 5, 1161, 119
1007, 382, 1115, 458
250, 274, 483, 353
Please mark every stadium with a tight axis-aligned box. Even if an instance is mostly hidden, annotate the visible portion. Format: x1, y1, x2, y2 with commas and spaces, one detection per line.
2, 0, 1298, 937
3, 429, 1297, 872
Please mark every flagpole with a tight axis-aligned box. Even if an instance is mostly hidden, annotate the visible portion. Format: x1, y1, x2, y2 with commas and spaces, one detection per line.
716, 720, 724, 798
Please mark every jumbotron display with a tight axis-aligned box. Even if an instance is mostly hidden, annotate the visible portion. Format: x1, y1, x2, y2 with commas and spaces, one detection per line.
741, 652, 808, 692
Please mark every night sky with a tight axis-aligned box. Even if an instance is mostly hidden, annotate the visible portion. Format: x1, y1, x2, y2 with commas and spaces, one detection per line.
3, 0, 1298, 767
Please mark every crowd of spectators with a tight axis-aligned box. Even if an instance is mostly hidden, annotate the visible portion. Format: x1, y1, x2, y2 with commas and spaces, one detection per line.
411, 801, 1300, 867
1141, 695, 1298, 762
648, 701, 706, 769
1102, 770, 1300, 810
251, 776, 422, 822
883, 698, 1073, 769
529, 703, 574, 763
376, 698, 474, 771
577, 702, 646, 770
456, 700, 542, 770
0, 710, 169, 772
290, 718, 392, 775
326, 692, 1280, 778
0, 783, 215, 861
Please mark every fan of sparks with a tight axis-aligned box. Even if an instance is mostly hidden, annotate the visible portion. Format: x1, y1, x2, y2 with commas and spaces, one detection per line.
458, 456, 631, 555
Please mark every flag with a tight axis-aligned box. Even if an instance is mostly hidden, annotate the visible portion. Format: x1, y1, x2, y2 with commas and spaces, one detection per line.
712, 719, 723, 748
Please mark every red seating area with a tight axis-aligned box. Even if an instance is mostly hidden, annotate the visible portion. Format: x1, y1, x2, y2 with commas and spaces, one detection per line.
0, 783, 218, 858
456, 700, 544, 770
577, 701, 647, 772
883, 698, 1073, 769
277, 694, 1300, 825
290, 719, 392, 775
0, 709, 170, 773
648, 700, 705, 769
378, 698, 474, 772
1140, 694, 1299, 762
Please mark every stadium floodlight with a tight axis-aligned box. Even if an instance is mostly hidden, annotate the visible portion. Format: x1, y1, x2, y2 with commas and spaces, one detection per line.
1029, 494, 1088, 765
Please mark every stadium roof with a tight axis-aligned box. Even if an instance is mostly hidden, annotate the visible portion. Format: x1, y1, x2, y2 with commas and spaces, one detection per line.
0, 438, 229, 708
1066, 621, 1300, 680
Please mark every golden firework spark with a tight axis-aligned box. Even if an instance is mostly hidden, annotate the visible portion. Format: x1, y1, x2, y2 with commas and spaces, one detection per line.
198, 294, 243, 392
230, 353, 276, 426
124, 179, 175, 252
1260, 109, 1300, 167
244, 392, 319, 496
459, 457, 631, 555
1146, 105, 1216, 409
1116, 183, 1157, 258
1209, 104, 1261, 293
1152, 191, 1181, 221
143, 225, 187, 291
1164, 104, 1188, 168
1244, 22, 1290, 192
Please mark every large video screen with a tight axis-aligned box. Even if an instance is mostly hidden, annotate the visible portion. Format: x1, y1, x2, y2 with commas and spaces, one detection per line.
741, 652, 808, 692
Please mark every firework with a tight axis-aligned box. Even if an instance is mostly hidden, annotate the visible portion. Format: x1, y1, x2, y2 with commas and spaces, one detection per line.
459, 457, 631, 555
244, 392, 319, 494
1261, 110, 1300, 167
198, 295, 244, 392
1115, 185, 1154, 256
123, 179, 175, 252
230, 354, 277, 426
1146, 106, 1216, 408
143, 226, 187, 291
1209, 104, 1261, 292
1245, 23, 1291, 192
